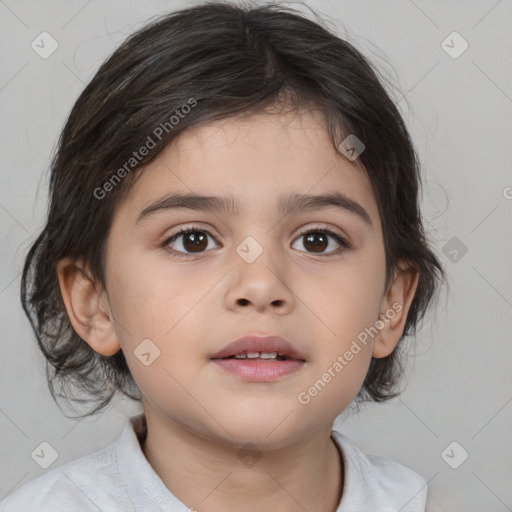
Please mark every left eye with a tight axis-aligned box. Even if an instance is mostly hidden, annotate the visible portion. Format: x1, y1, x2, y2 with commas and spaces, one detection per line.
163, 227, 350, 257
291, 229, 349, 254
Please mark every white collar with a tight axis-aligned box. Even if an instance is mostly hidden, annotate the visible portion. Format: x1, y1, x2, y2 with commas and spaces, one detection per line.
116, 414, 427, 511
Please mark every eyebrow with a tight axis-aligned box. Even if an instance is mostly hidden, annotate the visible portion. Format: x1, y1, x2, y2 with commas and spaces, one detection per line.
136, 191, 373, 227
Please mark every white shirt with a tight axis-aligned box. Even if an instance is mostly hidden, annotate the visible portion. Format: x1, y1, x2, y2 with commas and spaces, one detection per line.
0, 414, 428, 511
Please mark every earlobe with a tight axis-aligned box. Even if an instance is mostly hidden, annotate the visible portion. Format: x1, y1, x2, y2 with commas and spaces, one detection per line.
372, 264, 419, 359
56, 257, 121, 356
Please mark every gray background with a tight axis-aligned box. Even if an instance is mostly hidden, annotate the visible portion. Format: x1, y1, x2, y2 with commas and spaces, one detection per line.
1, 0, 511, 510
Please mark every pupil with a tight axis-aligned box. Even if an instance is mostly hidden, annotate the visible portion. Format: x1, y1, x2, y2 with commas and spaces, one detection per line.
305, 232, 327, 253
184, 232, 207, 252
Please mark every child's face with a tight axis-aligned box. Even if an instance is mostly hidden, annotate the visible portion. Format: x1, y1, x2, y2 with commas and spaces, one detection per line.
91, 109, 411, 447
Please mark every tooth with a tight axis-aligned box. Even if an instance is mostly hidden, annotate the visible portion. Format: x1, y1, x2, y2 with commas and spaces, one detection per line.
259, 352, 278, 359
234, 354, 247, 359
246, 352, 260, 359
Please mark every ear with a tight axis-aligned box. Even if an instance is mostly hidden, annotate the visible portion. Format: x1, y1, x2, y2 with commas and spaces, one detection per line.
372, 262, 419, 359
56, 257, 121, 356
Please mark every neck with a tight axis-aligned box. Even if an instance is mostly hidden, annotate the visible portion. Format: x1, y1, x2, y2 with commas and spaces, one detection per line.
138, 412, 343, 512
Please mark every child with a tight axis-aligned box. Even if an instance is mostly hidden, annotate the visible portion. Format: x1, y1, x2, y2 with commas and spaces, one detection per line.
1, 1, 446, 510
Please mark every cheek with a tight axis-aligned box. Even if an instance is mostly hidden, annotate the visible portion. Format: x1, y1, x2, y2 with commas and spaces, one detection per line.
295, 341, 373, 425
296, 253, 384, 337
291, 253, 383, 405
108, 252, 205, 339
106, 255, 212, 382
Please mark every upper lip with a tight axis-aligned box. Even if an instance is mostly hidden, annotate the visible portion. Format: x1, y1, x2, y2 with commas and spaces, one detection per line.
211, 335, 306, 360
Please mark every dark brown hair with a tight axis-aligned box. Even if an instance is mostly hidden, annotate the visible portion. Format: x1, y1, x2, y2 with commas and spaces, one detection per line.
20, 0, 447, 418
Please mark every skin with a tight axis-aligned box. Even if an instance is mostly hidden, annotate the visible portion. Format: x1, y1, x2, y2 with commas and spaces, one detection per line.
57, 107, 419, 512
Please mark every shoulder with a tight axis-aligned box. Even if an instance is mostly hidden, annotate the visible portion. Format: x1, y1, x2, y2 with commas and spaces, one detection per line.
0, 433, 131, 511
331, 430, 428, 511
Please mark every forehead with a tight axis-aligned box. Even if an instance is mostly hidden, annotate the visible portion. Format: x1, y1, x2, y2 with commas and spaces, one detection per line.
114, 109, 379, 226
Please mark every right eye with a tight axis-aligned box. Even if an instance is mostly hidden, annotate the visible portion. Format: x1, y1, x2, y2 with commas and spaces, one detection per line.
163, 227, 220, 258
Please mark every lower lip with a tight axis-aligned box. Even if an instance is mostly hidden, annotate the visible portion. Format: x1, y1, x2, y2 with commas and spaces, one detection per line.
211, 358, 305, 382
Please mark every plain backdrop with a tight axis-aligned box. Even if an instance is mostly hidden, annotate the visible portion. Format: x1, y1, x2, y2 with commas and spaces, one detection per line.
1, 0, 511, 510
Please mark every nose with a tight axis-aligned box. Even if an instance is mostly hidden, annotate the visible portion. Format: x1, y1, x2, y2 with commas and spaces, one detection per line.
224, 238, 296, 314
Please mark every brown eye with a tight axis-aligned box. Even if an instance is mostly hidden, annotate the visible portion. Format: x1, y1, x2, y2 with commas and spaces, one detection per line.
292, 229, 349, 255
164, 228, 218, 255
163, 226, 350, 258
303, 232, 328, 253
181, 231, 208, 252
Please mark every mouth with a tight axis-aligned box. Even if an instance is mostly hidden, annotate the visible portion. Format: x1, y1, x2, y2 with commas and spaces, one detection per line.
210, 335, 306, 382
210, 334, 306, 361
219, 352, 291, 361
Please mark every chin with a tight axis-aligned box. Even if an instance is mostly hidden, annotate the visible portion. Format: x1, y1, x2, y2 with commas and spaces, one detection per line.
218, 416, 305, 450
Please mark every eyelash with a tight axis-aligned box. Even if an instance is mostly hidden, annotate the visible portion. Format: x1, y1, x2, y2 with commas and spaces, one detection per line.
162, 225, 351, 259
